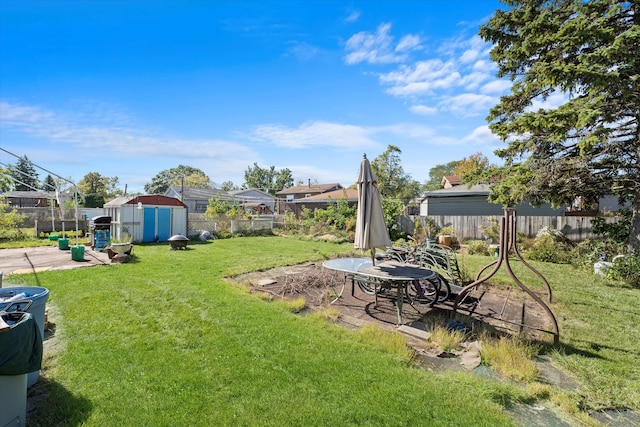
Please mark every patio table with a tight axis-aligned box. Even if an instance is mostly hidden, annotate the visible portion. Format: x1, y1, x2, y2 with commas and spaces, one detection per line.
323, 257, 435, 324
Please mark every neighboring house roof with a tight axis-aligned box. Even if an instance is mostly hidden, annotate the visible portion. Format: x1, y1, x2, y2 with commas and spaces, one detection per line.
229, 188, 274, 198
105, 195, 187, 208
422, 184, 491, 200
441, 176, 462, 188
1, 190, 76, 199
165, 186, 234, 201
293, 188, 358, 203
276, 183, 342, 195
2, 190, 56, 199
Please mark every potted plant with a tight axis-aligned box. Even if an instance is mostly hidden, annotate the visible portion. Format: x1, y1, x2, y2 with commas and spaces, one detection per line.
109, 232, 133, 255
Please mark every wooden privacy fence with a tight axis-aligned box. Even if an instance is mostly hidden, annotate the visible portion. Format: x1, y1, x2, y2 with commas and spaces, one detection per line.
35, 219, 88, 236
409, 215, 616, 242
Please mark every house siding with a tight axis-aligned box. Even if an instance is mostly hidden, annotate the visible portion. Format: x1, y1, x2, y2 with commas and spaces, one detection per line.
421, 196, 564, 216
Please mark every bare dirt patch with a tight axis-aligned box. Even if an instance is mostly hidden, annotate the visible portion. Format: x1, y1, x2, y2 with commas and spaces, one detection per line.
228, 260, 558, 367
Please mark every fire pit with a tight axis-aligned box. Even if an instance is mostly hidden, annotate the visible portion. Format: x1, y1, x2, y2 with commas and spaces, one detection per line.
168, 234, 189, 250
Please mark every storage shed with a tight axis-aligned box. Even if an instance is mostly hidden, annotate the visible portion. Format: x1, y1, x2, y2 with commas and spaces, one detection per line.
104, 195, 187, 243
420, 184, 565, 216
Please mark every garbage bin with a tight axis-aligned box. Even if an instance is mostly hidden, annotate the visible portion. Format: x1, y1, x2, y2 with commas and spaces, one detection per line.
90, 215, 111, 251
0, 310, 43, 427
0, 286, 49, 387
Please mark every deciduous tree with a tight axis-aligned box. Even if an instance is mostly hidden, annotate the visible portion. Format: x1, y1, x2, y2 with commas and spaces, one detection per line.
144, 165, 211, 195
480, 0, 640, 251
423, 160, 462, 191
371, 145, 420, 203
243, 163, 294, 196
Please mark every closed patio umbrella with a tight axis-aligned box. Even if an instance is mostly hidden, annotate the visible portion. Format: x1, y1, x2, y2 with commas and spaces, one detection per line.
354, 154, 391, 265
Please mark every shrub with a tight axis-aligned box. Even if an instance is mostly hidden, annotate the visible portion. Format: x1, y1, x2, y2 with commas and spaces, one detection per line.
526, 228, 574, 264
570, 239, 625, 271
0, 201, 25, 240
590, 210, 631, 244
479, 218, 500, 243
466, 240, 491, 256
606, 253, 640, 288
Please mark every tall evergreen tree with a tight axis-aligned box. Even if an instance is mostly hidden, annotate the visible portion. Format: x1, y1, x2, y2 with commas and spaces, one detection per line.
8, 155, 39, 191
41, 174, 56, 191
479, 0, 640, 251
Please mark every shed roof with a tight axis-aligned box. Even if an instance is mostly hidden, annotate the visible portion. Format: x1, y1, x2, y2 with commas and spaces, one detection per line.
293, 188, 358, 203
276, 183, 342, 195
229, 188, 275, 200
167, 186, 233, 201
422, 184, 491, 199
104, 195, 187, 208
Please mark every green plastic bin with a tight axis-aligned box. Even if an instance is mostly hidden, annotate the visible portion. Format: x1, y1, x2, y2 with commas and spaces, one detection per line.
71, 245, 85, 261
58, 237, 69, 250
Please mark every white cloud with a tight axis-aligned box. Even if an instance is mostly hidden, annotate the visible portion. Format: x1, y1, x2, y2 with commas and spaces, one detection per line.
344, 27, 507, 121
439, 93, 497, 117
410, 105, 438, 116
373, 123, 436, 139
0, 100, 256, 160
344, 10, 360, 23
462, 125, 500, 144
251, 120, 376, 149
380, 59, 453, 85
458, 35, 489, 64
480, 79, 512, 94
395, 34, 421, 52
471, 59, 496, 73
379, 59, 463, 97
343, 23, 420, 65
460, 71, 491, 91
286, 41, 319, 61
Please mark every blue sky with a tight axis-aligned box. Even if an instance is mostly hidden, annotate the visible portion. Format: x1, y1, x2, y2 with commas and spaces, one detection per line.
1, 0, 512, 194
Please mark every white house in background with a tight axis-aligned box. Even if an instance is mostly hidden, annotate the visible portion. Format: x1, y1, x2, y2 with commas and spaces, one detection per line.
164, 186, 235, 213
104, 195, 187, 243
229, 188, 277, 214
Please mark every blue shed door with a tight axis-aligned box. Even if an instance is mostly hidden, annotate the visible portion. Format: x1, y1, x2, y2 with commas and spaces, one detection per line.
143, 208, 156, 242
157, 208, 171, 241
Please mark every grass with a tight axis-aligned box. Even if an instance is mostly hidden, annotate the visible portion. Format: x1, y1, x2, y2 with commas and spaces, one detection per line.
4, 238, 639, 425
0, 227, 88, 249
6, 237, 518, 426
427, 325, 466, 353
479, 334, 540, 383
463, 254, 640, 412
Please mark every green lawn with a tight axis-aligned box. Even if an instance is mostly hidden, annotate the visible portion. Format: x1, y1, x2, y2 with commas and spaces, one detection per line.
4, 237, 639, 426
462, 254, 640, 412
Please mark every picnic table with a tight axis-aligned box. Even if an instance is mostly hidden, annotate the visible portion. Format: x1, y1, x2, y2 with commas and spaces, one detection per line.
323, 257, 436, 324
